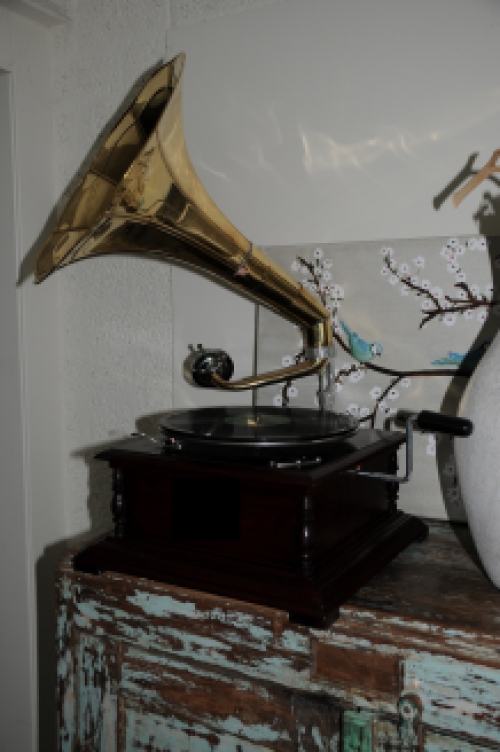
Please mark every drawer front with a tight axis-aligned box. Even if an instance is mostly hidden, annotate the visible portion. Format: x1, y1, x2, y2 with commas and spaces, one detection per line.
404, 656, 500, 747
121, 647, 341, 751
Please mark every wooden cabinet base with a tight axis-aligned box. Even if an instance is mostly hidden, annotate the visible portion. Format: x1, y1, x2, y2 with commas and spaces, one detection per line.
73, 432, 427, 627
73, 510, 427, 627
57, 522, 500, 751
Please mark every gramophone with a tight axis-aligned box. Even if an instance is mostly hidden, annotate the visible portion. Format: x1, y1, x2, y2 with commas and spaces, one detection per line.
36, 54, 472, 626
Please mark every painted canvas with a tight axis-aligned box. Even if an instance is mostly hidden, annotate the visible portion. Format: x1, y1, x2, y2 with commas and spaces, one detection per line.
256, 237, 498, 520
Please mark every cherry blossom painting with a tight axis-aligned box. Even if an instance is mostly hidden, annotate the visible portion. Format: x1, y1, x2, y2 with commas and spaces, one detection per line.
255, 236, 497, 520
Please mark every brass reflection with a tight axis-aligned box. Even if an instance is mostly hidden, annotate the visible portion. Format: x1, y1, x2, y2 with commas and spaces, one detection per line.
35, 54, 332, 390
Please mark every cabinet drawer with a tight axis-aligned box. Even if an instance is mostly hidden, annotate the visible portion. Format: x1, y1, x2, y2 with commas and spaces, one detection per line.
121, 647, 341, 751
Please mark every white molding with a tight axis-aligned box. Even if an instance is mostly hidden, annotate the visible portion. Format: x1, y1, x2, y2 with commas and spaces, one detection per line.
0, 0, 72, 26
0, 62, 37, 752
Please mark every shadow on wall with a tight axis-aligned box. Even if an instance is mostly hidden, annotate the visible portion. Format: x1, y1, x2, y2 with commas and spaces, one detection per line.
433, 155, 500, 523
38, 411, 168, 748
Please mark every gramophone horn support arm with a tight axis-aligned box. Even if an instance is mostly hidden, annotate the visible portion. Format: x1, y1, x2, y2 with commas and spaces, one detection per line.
211, 357, 328, 391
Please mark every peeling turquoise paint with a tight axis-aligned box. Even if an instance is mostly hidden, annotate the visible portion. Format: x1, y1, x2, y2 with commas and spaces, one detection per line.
125, 708, 279, 751
128, 590, 199, 618
405, 655, 500, 744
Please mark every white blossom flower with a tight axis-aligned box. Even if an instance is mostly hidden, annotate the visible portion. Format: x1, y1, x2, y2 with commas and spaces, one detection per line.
448, 238, 460, 248
413, 256, 425, 268
443, 312, 457, 326
341, 362, 351, 371
349, 371, 360, 383
388, 388, 399, 400
464, 309, 475, 320
323, 259, 333, 269
431, 286, 444, 299
427, 434, 437, 447
326, 302, 335, 312
447, 262, 460, 273
288, 385, 298, 399
441, 299, 451, 309
466, 238, 478, 251
477, 309, 488, 323
291, 260, 300, 272
314, 247, 324, 259
457, 244, 466, 255
273, 393, 283, 407
401, 377, 412, 388
421, 299, 433, 311
322, 270, 332, 282
282, 355, 293, 367
399, 263, 411, 275
484, 284, 494, 298
389, 275, 399, 285
457, 289, 468, 300
421, 279, 431, 290
470, 284, 481, 297
426, 443, 436, 456
347, 404, 359, 417
401, 286, 410, 296
370, 386, 382, 399
380, 246, 394, 257
333, 284, 344, 298
477, 237, 487, 252
389, 259, 397, 271
456, 271, 467, 283
378, 400, 388, 412
381, 267, 390, 277
440, 246, 453, 260
446, 486, 461, 503
411, 275, 420, 285
444, 462, 455, 477
359, 407, 370, 419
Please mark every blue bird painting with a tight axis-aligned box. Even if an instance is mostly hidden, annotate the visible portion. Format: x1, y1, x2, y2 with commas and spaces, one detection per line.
431, 342, 490, 374
340, 320, 383, 363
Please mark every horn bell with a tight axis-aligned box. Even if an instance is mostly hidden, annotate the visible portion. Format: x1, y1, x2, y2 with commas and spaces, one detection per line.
35, 54, 332, 390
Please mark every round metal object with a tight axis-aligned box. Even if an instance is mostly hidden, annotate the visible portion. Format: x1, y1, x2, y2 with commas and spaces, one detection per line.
159, 406, 359, 460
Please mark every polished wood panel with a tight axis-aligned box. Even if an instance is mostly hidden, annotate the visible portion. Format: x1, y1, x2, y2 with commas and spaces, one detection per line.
73, 430, 428, 627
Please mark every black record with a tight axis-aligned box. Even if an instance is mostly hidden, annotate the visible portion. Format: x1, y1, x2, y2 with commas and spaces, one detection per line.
159, 406, 358, 461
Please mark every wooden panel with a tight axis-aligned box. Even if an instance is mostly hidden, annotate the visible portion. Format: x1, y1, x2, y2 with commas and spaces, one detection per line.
315, 641, 401, 696
121, 648, 340, 751
77, 634, 118, 751
405, 656, 500, 747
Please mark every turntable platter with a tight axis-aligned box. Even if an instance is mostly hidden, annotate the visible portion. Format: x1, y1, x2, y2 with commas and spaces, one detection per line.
159, 407, 358, 460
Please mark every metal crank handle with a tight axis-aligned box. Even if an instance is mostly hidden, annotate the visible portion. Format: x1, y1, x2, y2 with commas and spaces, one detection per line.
348, 410, 474, 484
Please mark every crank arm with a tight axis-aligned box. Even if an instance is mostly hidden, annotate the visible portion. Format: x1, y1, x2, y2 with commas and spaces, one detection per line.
348, 410, 473, 484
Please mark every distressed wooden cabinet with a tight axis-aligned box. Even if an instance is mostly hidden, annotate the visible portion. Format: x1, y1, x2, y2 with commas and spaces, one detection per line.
57, 522, 500, 751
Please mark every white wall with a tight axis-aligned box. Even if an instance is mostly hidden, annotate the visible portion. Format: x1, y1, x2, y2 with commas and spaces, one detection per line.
166, 0, 500, 473
0, 6, 66, 751
51, 0, 172, 538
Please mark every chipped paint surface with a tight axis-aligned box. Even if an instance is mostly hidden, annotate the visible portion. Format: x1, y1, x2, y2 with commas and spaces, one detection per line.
57, 523, 500, 750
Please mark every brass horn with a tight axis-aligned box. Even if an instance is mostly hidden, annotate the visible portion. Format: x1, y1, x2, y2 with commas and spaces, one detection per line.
35, 54, 333, 390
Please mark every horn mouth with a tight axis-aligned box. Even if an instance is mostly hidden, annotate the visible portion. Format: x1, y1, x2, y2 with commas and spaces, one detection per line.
35, 54, 186, 283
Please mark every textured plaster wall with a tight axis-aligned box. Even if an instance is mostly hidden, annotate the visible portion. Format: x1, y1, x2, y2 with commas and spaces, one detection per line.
52, 0, 172, 537
50, 0, 291, 539
170, 0, 283, 27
